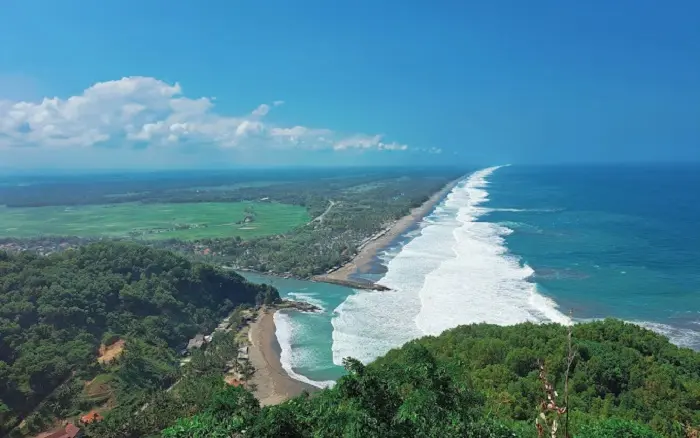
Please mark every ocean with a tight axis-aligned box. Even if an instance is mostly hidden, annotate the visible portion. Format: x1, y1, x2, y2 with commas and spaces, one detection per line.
239, 272, 351, 387
244, 164, 700, 386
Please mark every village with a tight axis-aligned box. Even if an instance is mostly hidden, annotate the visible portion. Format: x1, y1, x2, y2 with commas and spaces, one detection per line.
179, 307, 258, 387
0, 238, 86, 256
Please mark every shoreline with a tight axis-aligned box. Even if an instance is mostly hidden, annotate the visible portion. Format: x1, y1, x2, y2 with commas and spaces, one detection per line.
243, 177, 464, 404
316, 176, 464, 284
247, 308, 317, 406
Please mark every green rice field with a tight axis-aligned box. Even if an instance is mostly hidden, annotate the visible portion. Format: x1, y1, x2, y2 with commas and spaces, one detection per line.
0, 202, 310, 240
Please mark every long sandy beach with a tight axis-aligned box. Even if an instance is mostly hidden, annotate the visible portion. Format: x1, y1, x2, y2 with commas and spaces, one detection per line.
247, 309, 316, 406
319, 177, 463, 283
247, 177, 463, 406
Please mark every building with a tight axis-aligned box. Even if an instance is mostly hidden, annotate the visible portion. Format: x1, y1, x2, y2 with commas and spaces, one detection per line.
33, 424, 82, 438
79, 411, 103, 425
237, 345, 249, 359
224, 376, 243, 386
186, 334, 206, 351
236, 345, 250, 366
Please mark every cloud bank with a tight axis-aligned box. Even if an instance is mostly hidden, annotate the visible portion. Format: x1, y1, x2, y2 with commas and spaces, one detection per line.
0, 76, 409, 153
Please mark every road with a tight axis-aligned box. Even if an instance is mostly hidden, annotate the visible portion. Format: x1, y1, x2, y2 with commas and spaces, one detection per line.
311, 200, 336, 224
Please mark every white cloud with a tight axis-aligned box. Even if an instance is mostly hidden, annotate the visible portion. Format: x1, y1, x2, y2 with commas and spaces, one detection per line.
333, 134, 408, 151
414, 146, 443, 154
251, 103, 270, 117
0, 76, 408, 153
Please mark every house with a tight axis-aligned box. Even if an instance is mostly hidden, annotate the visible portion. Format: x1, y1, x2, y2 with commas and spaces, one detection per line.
237, 345, 249, 363
33, 424, 82, 438
186, 334, 206, 351
79, 411, 103, 425
224, 375, 243, 386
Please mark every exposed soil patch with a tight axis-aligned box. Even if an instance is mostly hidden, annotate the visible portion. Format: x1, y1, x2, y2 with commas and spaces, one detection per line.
97, 339, 125, 364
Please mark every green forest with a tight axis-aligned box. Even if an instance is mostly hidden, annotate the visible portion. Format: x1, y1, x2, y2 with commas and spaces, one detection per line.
162, 320, 700, 438
0, 169, 463, 278
0, 242, 278, 436
173, 173, 458, 277
2, 241, 699, 437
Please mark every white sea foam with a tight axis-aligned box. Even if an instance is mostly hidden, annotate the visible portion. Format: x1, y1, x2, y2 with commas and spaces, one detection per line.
631, 320, 700, 350
287, 291, 327, 312
274, 311, 336, 388
331, 166, 570, 365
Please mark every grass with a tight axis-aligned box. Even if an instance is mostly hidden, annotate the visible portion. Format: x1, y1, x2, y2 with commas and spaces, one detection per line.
83, 373, 115, 405
0, 201, 310, 241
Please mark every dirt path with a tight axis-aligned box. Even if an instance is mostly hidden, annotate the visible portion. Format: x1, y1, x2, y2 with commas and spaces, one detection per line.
311, 200, 336, 224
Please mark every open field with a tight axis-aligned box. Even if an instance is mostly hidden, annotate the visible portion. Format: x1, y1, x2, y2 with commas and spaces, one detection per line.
0, 201, 309, 240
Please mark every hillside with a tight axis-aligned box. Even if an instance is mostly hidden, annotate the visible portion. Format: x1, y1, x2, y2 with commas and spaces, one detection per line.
163, 320, 700, 438
0, 242, 278, 436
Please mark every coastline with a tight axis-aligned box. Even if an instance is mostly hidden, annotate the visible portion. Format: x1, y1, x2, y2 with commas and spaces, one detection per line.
247, 308, 317, 406
316, 176, 463, 283
242, 176, 464, 402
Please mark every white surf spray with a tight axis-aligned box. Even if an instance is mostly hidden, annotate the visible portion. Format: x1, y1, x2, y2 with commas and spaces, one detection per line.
630, 320, 700, 350
274, 311, 336, 388
331, 166, 570, 365
576, 318, 700, 350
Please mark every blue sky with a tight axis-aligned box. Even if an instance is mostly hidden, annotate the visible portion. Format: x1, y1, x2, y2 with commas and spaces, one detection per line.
0, 1, 698, 169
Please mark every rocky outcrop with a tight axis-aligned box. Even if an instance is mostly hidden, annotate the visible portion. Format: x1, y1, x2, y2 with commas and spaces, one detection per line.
313, 277, 391, 291
277, 299, 322, 313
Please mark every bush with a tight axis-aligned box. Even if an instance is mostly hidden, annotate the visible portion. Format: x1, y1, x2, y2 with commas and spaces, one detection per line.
575, 418, 663, 438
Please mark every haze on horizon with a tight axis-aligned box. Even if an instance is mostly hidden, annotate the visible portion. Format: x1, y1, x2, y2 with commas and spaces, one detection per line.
0, 1, 698, 170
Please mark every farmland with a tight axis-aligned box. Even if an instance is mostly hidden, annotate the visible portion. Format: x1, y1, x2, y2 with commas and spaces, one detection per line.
0, 201, 309, 240
0, 167, 465, 275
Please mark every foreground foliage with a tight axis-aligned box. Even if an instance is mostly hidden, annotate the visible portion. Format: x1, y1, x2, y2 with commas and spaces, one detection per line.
0, 242, 278, 436
391, 320, 700, 436
164, 320, 698, 438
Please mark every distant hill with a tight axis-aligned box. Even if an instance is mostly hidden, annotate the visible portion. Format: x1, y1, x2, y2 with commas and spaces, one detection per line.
0, 242, 278, 436
162, 320, 699, 438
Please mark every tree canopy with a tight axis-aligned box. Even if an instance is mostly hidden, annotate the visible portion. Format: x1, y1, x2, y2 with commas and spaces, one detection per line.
0, 242, 278, 435
163, 320, 699, 438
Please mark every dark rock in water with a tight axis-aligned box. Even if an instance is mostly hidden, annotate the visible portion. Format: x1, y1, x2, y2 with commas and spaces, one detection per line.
313, 276, 392, 291
278, 299, 322, 313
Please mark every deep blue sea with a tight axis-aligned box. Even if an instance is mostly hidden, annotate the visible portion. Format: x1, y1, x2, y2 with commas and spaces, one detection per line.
244, 164, 700, 387
485, 164, 700, 348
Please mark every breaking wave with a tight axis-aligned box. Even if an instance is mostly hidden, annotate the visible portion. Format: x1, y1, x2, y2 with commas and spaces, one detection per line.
274, 311, 336, 388
331, 166, 569, 365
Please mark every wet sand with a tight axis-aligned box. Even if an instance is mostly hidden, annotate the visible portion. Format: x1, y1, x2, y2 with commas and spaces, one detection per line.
247, 309, 317, 406
319, 177, 463, 283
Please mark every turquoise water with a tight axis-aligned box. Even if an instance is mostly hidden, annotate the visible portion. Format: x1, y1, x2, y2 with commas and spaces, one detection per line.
239, 272, 355, 386
242, 164, 700, 386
